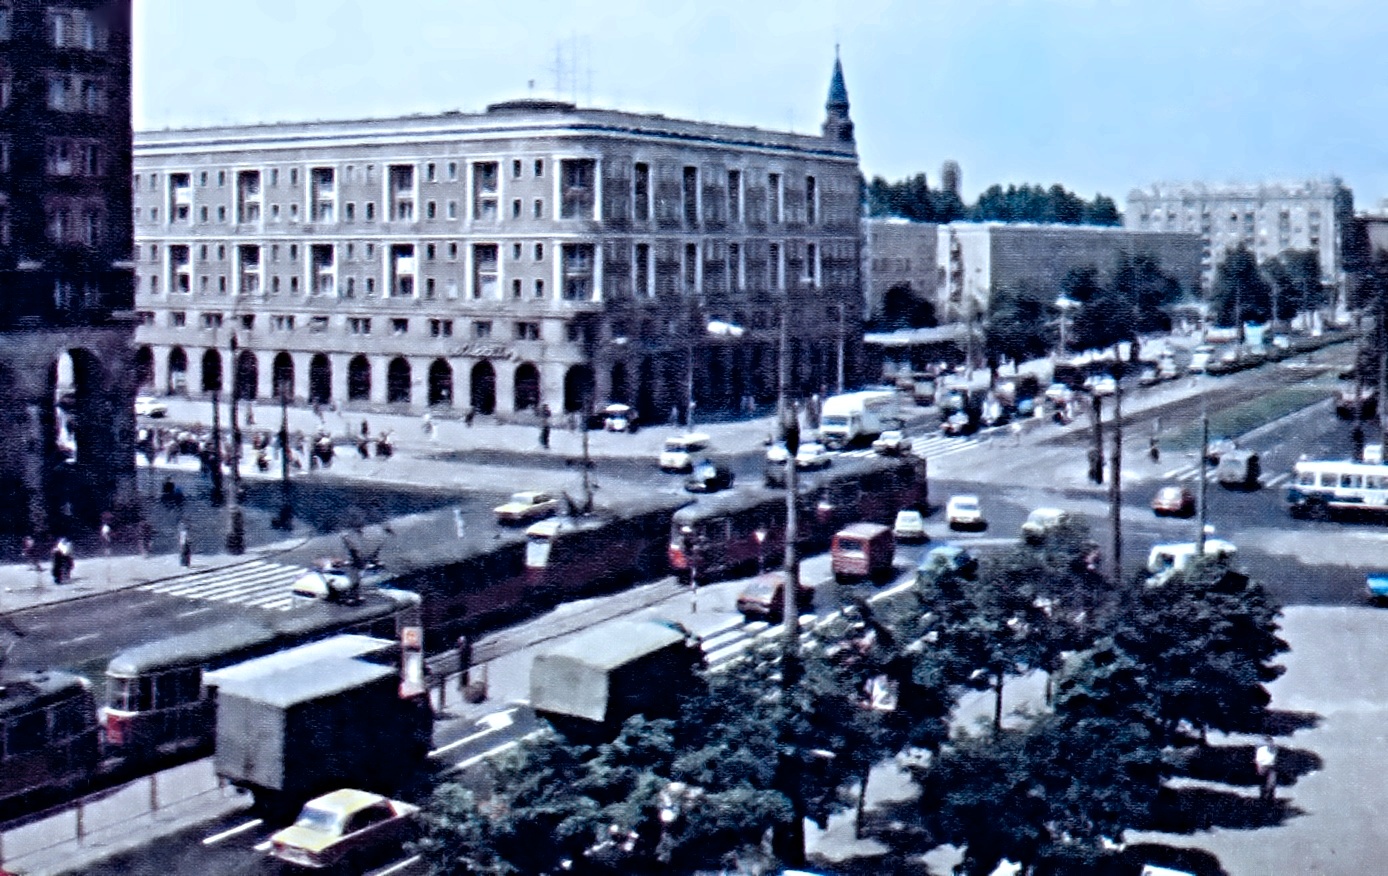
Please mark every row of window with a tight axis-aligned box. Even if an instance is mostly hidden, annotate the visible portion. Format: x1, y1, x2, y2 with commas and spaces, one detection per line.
151, 309, 542, 342
136, 161, 827, 228
0, 4, 109, 49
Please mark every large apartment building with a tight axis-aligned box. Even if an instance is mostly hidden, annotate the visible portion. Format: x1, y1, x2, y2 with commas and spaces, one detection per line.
132, 58, 864, 424
1125, 178, 1354, 303
0, 0, 136, 535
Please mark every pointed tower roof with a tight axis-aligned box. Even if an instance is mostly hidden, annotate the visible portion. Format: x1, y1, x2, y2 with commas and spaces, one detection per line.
822, 46, 855, 145
826, 46, 850, 113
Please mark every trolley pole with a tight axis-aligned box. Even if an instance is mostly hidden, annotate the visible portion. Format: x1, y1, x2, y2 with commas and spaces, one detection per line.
1108, 376, 1122, 582
226, 334, 245, 554
1197, 408, 1209, 555
274, 385, 293, 530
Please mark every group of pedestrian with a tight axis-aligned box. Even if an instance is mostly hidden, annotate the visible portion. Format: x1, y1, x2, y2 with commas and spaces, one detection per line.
21, 534, 74, 585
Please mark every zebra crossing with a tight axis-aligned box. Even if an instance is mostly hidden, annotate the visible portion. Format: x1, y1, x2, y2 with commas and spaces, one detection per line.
137, 559, 309, 612
838, 433, 983, 462
1160, 464, 1291, 488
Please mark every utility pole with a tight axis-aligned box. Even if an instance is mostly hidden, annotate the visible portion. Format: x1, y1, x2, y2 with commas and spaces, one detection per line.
208, 388, 224, 506
273, 385, 292, 530
1197, 406, 1209, 555
226, 334, 245, 554
1378, 296, 1388, 453
1108, 376, 1122, 582
836, 304, 846, 395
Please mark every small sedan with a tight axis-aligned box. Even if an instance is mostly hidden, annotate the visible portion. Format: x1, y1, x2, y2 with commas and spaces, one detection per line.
736, 572, 815, 623
872, 430, 912, 456
493, 490, 561, 524
946, 494, 985, 530
684, 459, 735, 493
893, 509, 927, 542
1151, 485, 1196, 518
134, 396, 169, 418
795, 442, 833, 470
269, 789, 419, 871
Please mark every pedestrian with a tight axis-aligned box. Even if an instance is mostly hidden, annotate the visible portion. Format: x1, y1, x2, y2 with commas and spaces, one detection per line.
22, 534, 41, 571
539, 423, 551, 449
1255, 736, 1278, 803
357, 438, 370, 459
422, 412, 435, 439
245, 405, 255, 427
361, 419, 370, 439
100, 522, 112, 557
669, 405, 679, 426
178, 524, 192, 567
1011, 421, 1024, 446
138, 519, 154, 558
52, 537, 73, 585
464, 407, 475, 427
1149, 435, 1161, 463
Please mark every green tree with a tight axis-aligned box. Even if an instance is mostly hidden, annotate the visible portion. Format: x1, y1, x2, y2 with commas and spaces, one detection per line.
984, 280, 1054, 364
1211, 243, 1273, 328
1111, 253, 1182, 336
1264, 249, 1323, 324
1109, 557, 1287, 742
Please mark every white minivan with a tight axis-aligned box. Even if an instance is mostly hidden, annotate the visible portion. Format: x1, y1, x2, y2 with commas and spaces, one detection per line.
658, 433, 711, 472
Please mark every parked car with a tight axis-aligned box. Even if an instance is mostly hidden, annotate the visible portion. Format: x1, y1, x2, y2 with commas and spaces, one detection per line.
601, 403, 637, 432
684, 459, 735, 493
1215, 449, 1260, 490
493, 490, 561, 524
941, 411, 975, 436
1138, 366, 1162, 387
945, 494, 985, 530
872, 429, 912, 455
795, 442, 833, 470
660, 433, 711, 472
736, 572, 814, 623
1085, 374, 1117, 396
134, 396, 169, 418
269, 789, 419, 871
1188, 344, 1215, 374
1151, 485, 1196, 517
1204, 437, 1237, 465
893, 509, 927, 542
1021, 507, 1070, 543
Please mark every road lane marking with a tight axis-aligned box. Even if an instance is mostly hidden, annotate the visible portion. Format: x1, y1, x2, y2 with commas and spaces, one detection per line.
449, 730, 545, 772
373, 854, 422, 876
254, 839, 273, 852
57, 632, 98, 646
178, 606, 216, 618
203, 818, 263, 845
430, 708, 518, 756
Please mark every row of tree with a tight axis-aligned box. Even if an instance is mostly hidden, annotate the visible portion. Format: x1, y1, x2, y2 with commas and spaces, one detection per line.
415, 518, 1286, 874
1209, 245, 1326, 329
983, 253, 1185, 364
866, 177, 1121, 227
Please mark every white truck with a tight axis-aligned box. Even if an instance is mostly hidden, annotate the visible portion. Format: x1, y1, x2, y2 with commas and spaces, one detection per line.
818, 391, 900, 449
1146, 538, 1238, 584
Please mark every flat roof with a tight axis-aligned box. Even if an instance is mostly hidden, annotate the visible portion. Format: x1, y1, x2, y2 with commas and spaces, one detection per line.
203, 634, 393, 689
538, 620, 688, 671
216, 656, 394, 707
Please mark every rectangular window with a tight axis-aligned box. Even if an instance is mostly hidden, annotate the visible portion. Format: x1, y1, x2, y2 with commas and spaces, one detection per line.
472, 243, 498, 298
392, 318, 409, 336
388, 164, 415, 221
430, 318, 454, 337
535, 159, 544, 177
805, 242, 819, 286
170, 311, 186, 327
447, 161, 458, 181
272, 314, 295, 331
426, 162, 436, 183
728, 169, 742, 223
769, 242, 782, 289
682, 165, 699, 225
472, 161, 498, 221
448, 242, 458, 260
426, 200, 437, 219
728, 242, 742, 291
633, 162, 651, 221
534, 243, 544, 261
634, 243, 651, 297
515, 321, 540, 340
512, 278, 522, 298
426, 243, 436, 260
512, 198, 521, 219
473, 320, 492, 339
534, 278, 545, 298
512, 159, 522, 179
684, 242, 698, 292
345, 202, 355, 222
560, 158, 597, 219
768, 172, 782, 223
562, 243, 595, 300
270, 168, 279, 187
309, 166, 335, 222
348, 317, 372, 335
805, 175, 817, 224
217, 205, 226, 222
447, 200, 457, 220
534, 198, 543, 218
364, 202, 375, 221
511, 243, 522, 260
310, 316, 329, 332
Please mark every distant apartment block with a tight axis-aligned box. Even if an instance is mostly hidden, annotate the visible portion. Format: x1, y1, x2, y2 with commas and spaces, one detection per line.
131, 57, 864, 421
1125, 178, 1354, 300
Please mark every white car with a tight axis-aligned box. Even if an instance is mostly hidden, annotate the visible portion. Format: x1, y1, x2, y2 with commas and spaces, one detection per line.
795, 442, 833, 470
134, 396, 169, 418
945, 495, 984, 530
493, 490, 561, 525
1085, 375, 1117, 396
873, 430, 912, 455
659, 433, 711, 472
893, 509, 927, 542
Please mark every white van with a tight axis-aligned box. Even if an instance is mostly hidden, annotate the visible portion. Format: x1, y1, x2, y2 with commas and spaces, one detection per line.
658, 433, 711, 472
1146, 538, 1237, 584
1188, 344, 1215, 374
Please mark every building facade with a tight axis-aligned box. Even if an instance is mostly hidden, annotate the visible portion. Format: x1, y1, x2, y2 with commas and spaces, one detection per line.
1125, 179, 1354, 300
863, 218, 939, 327
131, 61, 863, 424
0, 0, 136, 535
936, 222, 1203, 322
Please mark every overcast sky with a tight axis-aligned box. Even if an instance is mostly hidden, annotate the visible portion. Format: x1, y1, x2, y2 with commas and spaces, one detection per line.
133, 0, 1388, 208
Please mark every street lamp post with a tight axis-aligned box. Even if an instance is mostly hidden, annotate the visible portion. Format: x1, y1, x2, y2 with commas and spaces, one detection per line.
1054, 295, 1080, 358
272, 383, 293, 530
208, 388, 224, 506
225, 333, 245, 554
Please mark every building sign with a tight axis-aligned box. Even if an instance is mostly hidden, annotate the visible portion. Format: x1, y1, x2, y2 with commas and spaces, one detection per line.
452, 343, 518, 360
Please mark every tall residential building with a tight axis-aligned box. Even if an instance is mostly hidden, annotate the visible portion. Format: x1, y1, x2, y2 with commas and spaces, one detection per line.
1125, 178, 1354, 303
131, 59, 863, 424
0, 0, 136, 535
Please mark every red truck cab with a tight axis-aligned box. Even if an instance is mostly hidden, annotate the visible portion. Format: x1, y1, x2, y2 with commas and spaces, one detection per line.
831, 522, 896, 583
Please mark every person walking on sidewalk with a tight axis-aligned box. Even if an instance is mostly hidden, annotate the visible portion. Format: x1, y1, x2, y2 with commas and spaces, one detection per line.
22, 534, 41, 571
178, 524, 192, 568
51, 538, 73, 585
1256, 736, 1278, 803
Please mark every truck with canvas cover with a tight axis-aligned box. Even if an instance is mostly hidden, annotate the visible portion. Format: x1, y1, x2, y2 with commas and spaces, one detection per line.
530, 620, 703, 742
212, 644, 431, 819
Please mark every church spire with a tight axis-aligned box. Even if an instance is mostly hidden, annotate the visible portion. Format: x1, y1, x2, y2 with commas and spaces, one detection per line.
822, 45, 855, 144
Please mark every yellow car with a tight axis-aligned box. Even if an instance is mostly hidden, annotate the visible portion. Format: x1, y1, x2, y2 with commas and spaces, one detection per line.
493, 490, 561, 524
269, 789, 419, 870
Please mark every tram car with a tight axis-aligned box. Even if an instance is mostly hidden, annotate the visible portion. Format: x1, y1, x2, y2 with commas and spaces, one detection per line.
0, 669, 100, 813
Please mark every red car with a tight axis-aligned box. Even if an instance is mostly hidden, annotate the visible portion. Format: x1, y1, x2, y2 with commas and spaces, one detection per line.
1151, 485, 1196, 517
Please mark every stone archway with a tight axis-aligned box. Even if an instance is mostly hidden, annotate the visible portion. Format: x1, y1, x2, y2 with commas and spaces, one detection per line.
167, 347, 188, 395
514, 362, 540, 412
309, 354, 331, 404
235, 350, 258, 401
563, 364, 594, 413
201, 349, 222, 393
348, 355, 371, 401
637, 357, 656, 424
134, 346, 154, 391
387, 357, 411, 404
272, 352, 294, 400
470, 361, 496, 414
428, 359, 453, 407
609, 361, 629, 405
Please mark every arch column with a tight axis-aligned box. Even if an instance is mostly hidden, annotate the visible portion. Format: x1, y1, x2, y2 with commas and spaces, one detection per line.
291, 352, 314, 402
151, 346, 171, 397
330, 353, 352, 406
494, 360, 517, 416
541, 362, 565, 413
409, 356, 433, 410
370, 355, 389, 405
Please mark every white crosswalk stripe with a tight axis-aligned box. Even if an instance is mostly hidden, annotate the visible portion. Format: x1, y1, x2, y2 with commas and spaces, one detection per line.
137, 559, 307, 611
837, 434, 982, 462
1160, 467, 1290, 488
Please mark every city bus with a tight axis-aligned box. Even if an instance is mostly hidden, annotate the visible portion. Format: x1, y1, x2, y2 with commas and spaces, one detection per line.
1285, 459, 1388, 519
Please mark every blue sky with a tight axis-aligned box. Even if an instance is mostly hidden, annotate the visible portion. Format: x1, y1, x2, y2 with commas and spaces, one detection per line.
134, 0, 1388, 209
